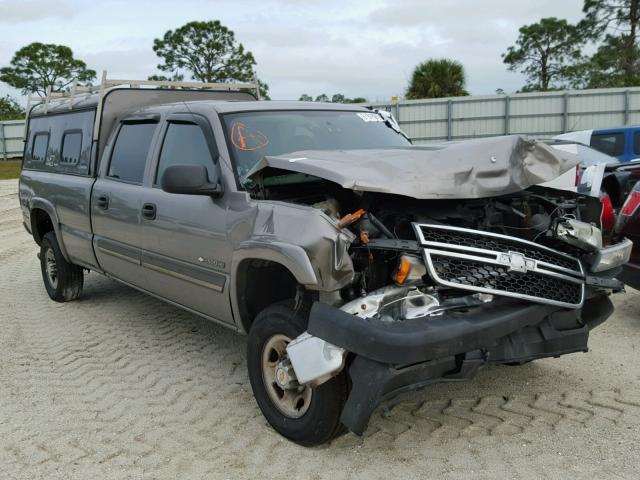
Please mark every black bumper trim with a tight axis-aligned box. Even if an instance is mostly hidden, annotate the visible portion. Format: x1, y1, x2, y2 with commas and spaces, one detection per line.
341, 353, 484, 435
307, 299, 557, 364
339, 294, 614, 435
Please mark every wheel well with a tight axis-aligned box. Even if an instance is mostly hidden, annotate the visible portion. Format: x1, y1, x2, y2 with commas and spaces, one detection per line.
30, 208, 54, 245
236, 259, 299, 333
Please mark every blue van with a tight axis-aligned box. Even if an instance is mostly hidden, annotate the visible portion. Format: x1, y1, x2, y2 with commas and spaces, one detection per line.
555, 126, 640, 162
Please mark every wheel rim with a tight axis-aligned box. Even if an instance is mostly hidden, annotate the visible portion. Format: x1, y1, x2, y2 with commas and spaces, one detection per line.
261, 333, 312, 418
45, 248, 58, 289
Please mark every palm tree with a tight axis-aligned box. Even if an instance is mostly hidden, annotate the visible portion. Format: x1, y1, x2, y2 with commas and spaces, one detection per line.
405, 59, 469, 99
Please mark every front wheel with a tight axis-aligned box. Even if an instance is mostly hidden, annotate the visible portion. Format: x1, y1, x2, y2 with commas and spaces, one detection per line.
40, 232, 84, 302
247, 302, 349, 446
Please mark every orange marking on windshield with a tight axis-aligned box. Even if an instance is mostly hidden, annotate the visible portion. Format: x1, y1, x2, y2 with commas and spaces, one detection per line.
231, 122, 269, 151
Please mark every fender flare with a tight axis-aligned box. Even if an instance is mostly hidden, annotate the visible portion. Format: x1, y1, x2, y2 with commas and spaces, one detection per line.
230, 240, 318, 333
29, 197, 71, 262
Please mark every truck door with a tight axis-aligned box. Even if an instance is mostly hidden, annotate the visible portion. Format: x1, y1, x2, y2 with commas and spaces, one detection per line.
139, 114, 234, 325
91, 118, 159, 286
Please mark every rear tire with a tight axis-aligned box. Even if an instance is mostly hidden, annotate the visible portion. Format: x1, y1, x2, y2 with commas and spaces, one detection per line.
247, 301, 348, 446
40, 232, 84, 302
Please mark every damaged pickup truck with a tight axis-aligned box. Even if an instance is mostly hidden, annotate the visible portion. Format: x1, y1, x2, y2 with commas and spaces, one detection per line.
20, 90, 632, 446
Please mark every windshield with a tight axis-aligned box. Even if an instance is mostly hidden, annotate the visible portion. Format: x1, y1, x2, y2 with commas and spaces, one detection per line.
222, 110, 411, 181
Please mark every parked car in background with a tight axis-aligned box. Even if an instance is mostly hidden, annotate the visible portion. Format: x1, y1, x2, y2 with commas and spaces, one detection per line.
615, 182, 640, 290
541, 139, 619, 192
555, 126, 640, 162
547, 139, 620, 169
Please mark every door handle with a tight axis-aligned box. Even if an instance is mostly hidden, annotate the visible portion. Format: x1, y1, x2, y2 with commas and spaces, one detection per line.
142, 203, 157, 220
96, 195, 109, 210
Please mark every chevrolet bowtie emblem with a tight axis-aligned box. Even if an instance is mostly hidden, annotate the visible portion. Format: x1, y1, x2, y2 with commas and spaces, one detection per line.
498, 252, 537, 273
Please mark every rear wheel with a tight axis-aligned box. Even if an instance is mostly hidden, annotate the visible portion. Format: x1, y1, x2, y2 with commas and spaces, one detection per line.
40, 232, 84, 302
247, 302, 348, 446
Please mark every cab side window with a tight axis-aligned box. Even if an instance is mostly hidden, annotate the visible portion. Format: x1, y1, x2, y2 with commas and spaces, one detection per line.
31, 133, 49, 163
155, 122, 216, 184
108, 122, 157, 184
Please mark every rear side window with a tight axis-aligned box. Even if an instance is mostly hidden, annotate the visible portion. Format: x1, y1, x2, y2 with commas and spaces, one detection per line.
108, 122, 157, 183
591, 132, 624, 157
31, 133, 49, 163
60, 131, 82, 165
155, 122, 215, 184
23, 110, 95, 174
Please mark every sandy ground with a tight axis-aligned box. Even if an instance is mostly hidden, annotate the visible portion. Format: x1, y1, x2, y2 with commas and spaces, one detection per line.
0, 178, 639, 479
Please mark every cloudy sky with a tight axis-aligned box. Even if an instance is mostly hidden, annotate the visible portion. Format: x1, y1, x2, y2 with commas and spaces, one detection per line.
0, 0, 586, 103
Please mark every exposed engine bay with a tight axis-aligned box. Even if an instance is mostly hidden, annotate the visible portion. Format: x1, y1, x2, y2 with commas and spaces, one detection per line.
249, 172, 610, 318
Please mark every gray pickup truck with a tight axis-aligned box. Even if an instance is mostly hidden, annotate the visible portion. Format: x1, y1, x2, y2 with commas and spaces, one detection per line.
19, 81, 632, 446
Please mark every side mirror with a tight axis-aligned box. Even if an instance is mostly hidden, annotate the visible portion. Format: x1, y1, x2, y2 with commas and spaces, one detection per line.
161, 164, 223, 197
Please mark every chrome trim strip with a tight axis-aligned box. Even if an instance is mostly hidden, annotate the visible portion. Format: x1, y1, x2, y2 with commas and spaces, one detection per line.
423, 249, 585, 309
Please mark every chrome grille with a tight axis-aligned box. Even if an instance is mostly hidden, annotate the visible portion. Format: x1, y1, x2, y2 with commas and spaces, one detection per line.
413, 223, 585, 309
416, 225, 581, 274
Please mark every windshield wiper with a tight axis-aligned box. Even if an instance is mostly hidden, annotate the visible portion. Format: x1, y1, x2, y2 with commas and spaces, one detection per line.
374, 109, 411, 142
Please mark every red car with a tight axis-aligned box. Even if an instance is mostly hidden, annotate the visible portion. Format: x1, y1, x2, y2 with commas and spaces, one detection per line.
617, 182, 640, 290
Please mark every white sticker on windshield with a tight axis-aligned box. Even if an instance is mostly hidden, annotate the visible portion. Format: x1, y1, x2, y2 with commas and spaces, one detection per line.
356, 112, 383, 122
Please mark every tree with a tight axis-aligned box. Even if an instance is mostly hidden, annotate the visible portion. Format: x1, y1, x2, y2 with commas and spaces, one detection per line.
151, 20, 269, 97
405, 59, 469, 99
254, 79, 270, 100
578, 0, 640, 87
502, 18, 585, 91
0, 95, 24, 121
0, 42, 95, 97
148, 73, 185, 82
297, 93, 367, 103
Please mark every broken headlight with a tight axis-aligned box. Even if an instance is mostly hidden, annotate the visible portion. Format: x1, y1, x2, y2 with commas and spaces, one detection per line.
393, 254, 427, 286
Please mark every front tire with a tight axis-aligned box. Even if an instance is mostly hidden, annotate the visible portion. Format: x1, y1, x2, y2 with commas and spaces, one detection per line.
247, 302, 348, 446
40, 232, 84, 302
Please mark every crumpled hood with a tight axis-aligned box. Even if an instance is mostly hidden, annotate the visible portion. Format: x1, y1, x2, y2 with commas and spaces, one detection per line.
246, 135, 578, 199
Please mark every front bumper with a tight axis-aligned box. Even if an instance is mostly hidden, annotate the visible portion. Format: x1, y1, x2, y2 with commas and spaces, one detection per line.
589, 238, 634, 273
307, 293, 614, 435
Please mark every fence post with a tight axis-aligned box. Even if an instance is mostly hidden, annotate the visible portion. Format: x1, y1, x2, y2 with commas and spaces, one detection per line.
447, 99, 453, 141
624, 90, 630, 125
562, 92, 569, 133
504, 96, 510, 135
0, 122, 6, 161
